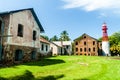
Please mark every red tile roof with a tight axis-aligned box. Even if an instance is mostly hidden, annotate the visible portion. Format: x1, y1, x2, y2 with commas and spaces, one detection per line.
40, 37, 50, 44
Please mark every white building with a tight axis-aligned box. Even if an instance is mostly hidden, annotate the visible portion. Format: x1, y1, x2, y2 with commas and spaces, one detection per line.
40, 37, 51, 56
50, 41, 72, 55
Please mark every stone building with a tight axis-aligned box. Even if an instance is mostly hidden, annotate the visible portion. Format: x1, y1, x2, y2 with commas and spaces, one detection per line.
0, 8, 44, 65
74, 33, 102, 56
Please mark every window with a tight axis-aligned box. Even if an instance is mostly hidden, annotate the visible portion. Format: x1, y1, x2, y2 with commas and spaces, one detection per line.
93, 41, 95, 45
76, 48, 78, 52
84, 48, 86, 52
84, 41, 86, 45
66, 45, 69, 49
76, 42, 78, 45
41, 44, 44, 51
93, 47, 95, 52
89, 48, 91, 52
17, 24, 23, 37
46, 45, 48, 51
33, 30, 37, 40
15, 49, 23, 61
31, 51, 36, 60
80, 48, 82, 52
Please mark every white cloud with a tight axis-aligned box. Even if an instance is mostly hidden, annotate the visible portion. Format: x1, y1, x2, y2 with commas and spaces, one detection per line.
62, 0, 120, 12
98, 13, 108, 18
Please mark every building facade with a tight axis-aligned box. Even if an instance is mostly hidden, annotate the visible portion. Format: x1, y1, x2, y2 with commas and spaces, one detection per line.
50, 41, 72, 55
0, 8, 44, 65
74, 33, 102, 56
40, 37, 51, 56
50, 42, 61, 56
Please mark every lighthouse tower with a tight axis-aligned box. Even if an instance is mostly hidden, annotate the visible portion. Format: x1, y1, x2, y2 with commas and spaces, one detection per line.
102, 23, 110, 56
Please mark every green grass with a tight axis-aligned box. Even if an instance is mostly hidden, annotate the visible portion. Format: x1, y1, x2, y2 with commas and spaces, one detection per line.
0, 56, 120, 80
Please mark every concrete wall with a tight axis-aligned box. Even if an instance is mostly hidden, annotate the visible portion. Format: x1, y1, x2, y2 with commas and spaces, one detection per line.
50, 43, 59, 55
40, 42, 50, 55
7, 10, 40, 48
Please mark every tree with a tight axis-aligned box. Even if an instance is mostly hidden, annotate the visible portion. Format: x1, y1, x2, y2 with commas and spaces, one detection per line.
41, 35, 49, 41
109, 31, 120, 56
59, 30, 71, 41
98, 37, 102, 42
109, 31, 120, 47
50, 35, 59, 41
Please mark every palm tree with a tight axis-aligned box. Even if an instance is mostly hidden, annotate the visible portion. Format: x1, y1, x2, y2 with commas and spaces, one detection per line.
50, 35, 59, 41
59, 30, 70, 41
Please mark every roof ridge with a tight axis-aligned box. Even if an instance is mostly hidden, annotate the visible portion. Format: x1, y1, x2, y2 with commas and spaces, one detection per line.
0, 8, 44, 32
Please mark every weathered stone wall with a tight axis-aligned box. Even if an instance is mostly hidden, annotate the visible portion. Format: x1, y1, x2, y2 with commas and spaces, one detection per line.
0, 10, 42, 66
0, 15, 10, 44
7, 10, 40, 48
3, 44, 40, 66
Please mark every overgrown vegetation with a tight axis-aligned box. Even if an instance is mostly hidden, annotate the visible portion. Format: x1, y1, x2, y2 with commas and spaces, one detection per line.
109, 31, 120, 55
0, 56, 120, 80
41, 30, 71, 41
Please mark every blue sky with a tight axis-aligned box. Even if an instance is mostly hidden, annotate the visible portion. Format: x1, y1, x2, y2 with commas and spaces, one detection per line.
0, 0, 120, 40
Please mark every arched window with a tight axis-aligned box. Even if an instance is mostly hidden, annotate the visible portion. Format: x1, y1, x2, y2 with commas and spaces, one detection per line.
93, 41, 95, 45
89, 48, 91, 52
15, 49, 23, 61
76, 48, 78, 52
80, 48, 82, 52
93, 47, 95, 52
84, 41, 86, 45
84, 48, 86, 52
75, 42, 78, 45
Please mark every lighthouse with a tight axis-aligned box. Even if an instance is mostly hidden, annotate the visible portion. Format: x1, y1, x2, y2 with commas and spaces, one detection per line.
102, 23, 110, 56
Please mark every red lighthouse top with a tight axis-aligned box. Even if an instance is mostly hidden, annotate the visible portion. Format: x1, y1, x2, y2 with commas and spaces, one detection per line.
102, 23, 109, 41
102, 23, 108, 33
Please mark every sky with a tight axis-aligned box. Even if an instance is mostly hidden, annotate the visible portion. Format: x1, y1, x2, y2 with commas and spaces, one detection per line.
0, 0, 120, 41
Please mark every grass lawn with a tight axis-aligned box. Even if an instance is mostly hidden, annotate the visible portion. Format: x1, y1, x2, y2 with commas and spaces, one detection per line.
0, 56, 120, 80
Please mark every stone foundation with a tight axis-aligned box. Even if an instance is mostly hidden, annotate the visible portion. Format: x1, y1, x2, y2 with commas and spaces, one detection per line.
2, 44, 40, 66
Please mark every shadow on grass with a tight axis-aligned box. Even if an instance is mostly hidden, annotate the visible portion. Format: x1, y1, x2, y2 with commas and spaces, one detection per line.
0, 70, 34, 80
23, 58, 65, 66
38, 74, 64, 80
0, 70, 64, 80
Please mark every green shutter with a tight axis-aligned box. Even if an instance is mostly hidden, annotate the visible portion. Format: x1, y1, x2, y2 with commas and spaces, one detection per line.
19, 50, 23, 61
